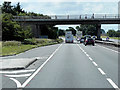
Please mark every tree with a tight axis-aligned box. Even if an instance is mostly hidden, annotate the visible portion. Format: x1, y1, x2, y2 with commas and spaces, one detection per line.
58, 29, 65, 36
2, 13, 32, 41
1, 2, 13, 14
66, 27, 76, 36
13, 2, 25, 15
116, 30, 120, 37
75, 25, 105, 36
107, 29, 116, 37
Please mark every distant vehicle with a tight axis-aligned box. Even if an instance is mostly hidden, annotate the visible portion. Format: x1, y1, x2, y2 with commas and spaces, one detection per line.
84, 35, 91, 39
80, 37, 85, 43
76, 31, 82, 41
92, 35, 96, 40
65, 31, 74, 43
84, 38, 95, 46
106, 37, 109, 41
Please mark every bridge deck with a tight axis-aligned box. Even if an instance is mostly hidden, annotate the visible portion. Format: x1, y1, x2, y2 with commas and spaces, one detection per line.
13, 14, 120, 24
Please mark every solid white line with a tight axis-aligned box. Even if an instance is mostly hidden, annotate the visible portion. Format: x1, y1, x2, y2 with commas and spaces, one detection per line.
10, 78, 22, 88
89, 57, 93, 61
107, 78, 119, 89
5, 73, 31, 78
92, 61, 98, 67
21, 44, 62, 88
35, 57, 48, 60
97, 44, 119, 53
0, 69, 35, 74
98, 68, 106, 75
86, 54, 89, 57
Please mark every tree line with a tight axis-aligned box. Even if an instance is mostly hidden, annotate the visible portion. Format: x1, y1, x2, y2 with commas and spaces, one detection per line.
58, 25, 120, 38
1, 1, 58, 41
58, 25, 106, 36
107, 29, 120, 37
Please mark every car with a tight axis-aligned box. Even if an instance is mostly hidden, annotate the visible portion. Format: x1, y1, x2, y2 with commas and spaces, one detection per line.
84, 35, 91, 39
84, 38, 95, 46
92, 36, 96, 40
80, 37, 85, 43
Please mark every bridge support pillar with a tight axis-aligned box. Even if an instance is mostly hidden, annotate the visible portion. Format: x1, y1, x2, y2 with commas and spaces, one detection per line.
35, 24, 41, 38
96, 24, 101, 40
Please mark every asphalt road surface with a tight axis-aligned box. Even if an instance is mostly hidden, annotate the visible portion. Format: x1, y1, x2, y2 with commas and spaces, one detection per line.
1, 40, 119, 89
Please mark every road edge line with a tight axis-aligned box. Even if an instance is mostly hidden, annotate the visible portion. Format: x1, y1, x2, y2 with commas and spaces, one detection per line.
21, 44, 62, 88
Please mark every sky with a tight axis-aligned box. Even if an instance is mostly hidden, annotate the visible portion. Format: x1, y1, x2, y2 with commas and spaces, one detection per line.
0, 0, 120, 32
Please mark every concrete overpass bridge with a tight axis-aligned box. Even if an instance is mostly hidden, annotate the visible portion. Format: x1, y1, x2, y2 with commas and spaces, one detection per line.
13, 14, 120, 39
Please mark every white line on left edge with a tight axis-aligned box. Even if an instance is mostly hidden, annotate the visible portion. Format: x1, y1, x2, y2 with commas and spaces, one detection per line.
20, 44, 62, 88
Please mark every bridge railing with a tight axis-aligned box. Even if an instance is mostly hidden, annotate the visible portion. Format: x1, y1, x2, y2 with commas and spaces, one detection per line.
13, 14, 120, 20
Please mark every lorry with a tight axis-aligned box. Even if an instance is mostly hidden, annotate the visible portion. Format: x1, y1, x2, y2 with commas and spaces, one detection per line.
65, 31, 74, 43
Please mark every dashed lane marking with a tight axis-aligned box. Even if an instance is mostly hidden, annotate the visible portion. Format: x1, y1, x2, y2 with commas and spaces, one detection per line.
77, 44, 120, 89
88, 57, 93, 61
98, 68, 106, 75
92, 61, 98, 67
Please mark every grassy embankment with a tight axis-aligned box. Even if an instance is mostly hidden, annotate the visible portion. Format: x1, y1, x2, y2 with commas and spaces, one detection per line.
1, 38, 63, 56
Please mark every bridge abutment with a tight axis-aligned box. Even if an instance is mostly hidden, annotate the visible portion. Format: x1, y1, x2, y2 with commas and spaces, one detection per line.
19, 22, 41, 38
35, 24, 41, 38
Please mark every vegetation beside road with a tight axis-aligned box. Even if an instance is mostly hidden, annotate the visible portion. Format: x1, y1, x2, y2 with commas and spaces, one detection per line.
101, 36, 120, 40
1, 38, 63, 56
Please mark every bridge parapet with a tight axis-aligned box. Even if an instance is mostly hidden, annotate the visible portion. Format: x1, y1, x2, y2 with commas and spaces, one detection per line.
13, 14, 120, 20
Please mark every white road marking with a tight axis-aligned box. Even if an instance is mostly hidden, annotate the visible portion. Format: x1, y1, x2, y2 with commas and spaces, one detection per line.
0, 69, 35, 74
97, 44, 119, 53
10, 78, 22, 88
5, 73, 31, 78
20, 44, 62, 88
107, 78, 120, 89
35, 57, 48, 60
86, 54, 89, 57
92, 61, 98, 67
98, 68, 106, 75
84, 52, 87, 54
78, 44, 119, 89
89, 57, 93, 61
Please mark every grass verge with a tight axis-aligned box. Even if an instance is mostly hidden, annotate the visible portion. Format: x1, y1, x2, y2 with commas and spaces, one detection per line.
1, 38, 63, 56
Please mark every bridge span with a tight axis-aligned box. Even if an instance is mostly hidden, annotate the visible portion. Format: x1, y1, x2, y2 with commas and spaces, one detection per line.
13, 14, 120, 38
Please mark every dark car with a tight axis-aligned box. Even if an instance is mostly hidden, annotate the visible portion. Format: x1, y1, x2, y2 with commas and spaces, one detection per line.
84, 38, 95, 46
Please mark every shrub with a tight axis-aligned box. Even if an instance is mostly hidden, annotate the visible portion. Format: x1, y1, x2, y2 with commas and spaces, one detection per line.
2, 41, 21, 46
23, 38, 37, 45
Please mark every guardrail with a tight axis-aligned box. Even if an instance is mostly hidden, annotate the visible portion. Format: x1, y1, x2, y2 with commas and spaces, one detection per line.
13, 14, 120, 20
95, 40, 120, 47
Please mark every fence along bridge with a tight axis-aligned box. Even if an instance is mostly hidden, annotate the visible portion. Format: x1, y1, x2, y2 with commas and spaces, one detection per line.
13, 14, 120, 38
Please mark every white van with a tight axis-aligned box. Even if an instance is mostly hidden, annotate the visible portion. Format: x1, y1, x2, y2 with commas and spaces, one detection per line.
65, 31, 74, 43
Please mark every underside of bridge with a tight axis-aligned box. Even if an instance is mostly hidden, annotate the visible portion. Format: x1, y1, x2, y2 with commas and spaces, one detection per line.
20, 22, 102, 39
15, 17, 120, 39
